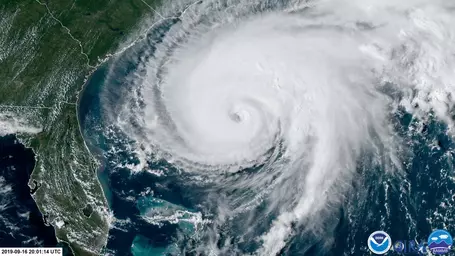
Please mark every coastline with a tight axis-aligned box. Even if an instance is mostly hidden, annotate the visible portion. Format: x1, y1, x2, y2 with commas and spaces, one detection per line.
0, 134, 74, 255
0, 0, 164, 253
76, 62, 113, 209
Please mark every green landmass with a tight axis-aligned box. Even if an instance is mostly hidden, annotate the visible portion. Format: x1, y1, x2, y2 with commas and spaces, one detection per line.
0, 0, 160, 254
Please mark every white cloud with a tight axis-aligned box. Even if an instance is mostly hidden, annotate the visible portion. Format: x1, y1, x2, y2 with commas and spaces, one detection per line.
0, 112, 41, 136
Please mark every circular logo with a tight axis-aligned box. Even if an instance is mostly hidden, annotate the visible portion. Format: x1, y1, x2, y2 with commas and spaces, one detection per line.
393, 240, 405, 253
368, 231, 392, 254
427, 229, 453, 255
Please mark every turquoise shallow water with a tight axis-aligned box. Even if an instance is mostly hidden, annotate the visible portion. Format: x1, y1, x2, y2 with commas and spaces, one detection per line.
76, 2, 455, 254
78, 48, 455, 255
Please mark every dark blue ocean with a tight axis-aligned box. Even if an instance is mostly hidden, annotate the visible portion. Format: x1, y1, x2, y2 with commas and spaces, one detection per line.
78, 51, 455, 255
0, 135, 72, 255
79, 64, 190, 256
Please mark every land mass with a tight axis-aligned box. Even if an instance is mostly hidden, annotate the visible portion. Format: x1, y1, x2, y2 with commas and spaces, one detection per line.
0, 0, 160, 254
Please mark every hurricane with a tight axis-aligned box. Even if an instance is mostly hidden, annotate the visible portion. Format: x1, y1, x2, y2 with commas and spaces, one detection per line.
79, 0, 455, 255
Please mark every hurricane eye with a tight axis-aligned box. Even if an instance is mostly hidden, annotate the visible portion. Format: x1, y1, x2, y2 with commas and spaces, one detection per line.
81, 0, 455, 255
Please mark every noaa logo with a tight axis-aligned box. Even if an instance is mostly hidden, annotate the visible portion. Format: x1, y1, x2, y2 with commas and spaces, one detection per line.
427, 229, 453, 255
368, 231, 392, 254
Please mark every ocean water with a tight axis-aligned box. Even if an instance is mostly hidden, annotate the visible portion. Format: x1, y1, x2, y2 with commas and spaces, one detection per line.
79, 65, 190, 256
0, 135, 73, 255
77, 1, 455, 255
78, 52, 455, 256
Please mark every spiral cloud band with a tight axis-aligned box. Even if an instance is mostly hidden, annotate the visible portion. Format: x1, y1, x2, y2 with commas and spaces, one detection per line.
105, 0, 455, 254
